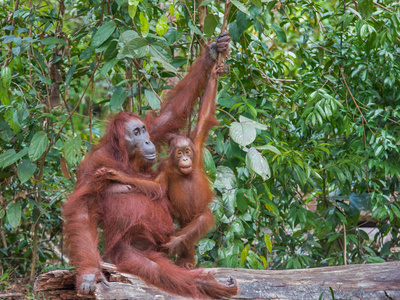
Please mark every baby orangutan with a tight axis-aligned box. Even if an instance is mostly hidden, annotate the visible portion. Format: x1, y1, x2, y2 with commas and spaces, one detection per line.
99, 64, 223, 268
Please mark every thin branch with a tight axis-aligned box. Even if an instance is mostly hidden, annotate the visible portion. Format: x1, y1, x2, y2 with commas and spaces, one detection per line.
52, 54, 103, 145
339, 67, 375, 135
216, 108, 238, 122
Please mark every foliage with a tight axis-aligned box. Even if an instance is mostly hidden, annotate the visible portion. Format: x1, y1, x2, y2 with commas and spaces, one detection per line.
1, 0, 400, 286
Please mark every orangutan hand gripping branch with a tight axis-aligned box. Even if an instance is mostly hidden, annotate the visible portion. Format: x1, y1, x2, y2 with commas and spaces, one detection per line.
62, 32, 238, 299
100, 64, 224, 269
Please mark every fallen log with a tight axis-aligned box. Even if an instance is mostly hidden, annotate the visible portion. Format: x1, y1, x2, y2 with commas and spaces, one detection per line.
34, 261, 400, 299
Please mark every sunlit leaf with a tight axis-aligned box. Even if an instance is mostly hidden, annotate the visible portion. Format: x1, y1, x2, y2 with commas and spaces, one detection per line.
29, 131, 49, 161
64, 135, 82, 166
140, 12, 150, 37
264, 234, 272, 253
230, 0, 250, 15
214, 166, 236, 189
230, 121, 256, 146
144, 89, 161, 109
156, 15, 168, 36
245, 147, 270, 180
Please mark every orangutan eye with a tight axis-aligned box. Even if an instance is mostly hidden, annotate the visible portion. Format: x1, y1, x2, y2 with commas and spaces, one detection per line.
177, 151, 183, 157
134, 128, 140, 136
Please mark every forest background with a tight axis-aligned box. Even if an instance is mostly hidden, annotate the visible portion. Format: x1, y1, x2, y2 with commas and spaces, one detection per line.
1, 0, 400, 296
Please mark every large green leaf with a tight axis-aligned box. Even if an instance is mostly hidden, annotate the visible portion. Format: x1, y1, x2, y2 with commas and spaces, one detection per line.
17, 160, 36, 183
358, 0, 374, 19
29, 131, 49, 161
156, 15, 168, 36
271, 24, 287, 43
110, 86, 127, 109
144, 89, 161, 110
198, 238, 216, 255
118, 38, 149, 59
214, 166, 236, 189
6, 201, 21, 229
204, 14, 218, 37
229, 121, 256, 146
235, 188, 250, 213
64, 135, 82, 166
0, 148, 29, 169
230, 0, 250, 15
245, 147, 270, 180
239, 115, 268, 130
91, 21, 116, 49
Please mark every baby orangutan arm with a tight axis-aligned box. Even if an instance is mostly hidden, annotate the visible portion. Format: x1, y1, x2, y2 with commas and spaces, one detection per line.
95, 167, 164, 198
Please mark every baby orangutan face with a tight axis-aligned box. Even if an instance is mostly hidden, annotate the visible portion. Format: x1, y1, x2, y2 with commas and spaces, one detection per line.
170, 136, 194, 175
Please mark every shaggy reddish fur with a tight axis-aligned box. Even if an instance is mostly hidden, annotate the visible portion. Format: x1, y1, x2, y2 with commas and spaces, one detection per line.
99, 66, 221, 268
62, 49, 237, 298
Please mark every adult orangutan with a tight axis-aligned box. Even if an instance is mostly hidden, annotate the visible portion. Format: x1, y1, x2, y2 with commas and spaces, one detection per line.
62, 32, 238, 299
98, 63, 223, 269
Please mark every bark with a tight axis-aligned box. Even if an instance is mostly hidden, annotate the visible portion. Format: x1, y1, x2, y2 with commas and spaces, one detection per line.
34, 261, 400, 299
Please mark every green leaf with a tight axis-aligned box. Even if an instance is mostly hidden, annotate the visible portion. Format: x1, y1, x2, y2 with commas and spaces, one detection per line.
198, 238, 216, 255
64, 135, 82, 166
230, 0, 250, 15
239, 115, 268, 130
0, 148, 29, 169
29, 131, 49, 161
128, 0, 139, 18
121, 30, 139, 43
91, 21, 116, 49
1, 66, 11, 88
203, 148, 216, 180
271, 23, 286, 43
240, 244, 250, 265
204, 14, 218, 37
144, 89, 161, 109
256, 144, 281, 156
264, 234, 272, 253
199, 0, 213, 6
65, 64, 77, 86
140, 12, 150, 37
156, 15, 168, 36
6, 202, 21, 229
375, 145, 384, 157
118, 38, 149, 59
235, 189, 249, 213
40, 37, 67, 46
245, 147, 270, 180
214, 166, 236, 189
104, 41, 118, 60
110, 86, 127, 109
100, 58, 119, 77
358, 0, 374, 19
250, 0, 262, 8
17, 160, 36, 183
230, 121, 256, 146
0, 149, 16, 169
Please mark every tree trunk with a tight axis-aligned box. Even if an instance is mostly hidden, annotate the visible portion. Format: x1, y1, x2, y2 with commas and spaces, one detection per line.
34, 261, 400, 299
